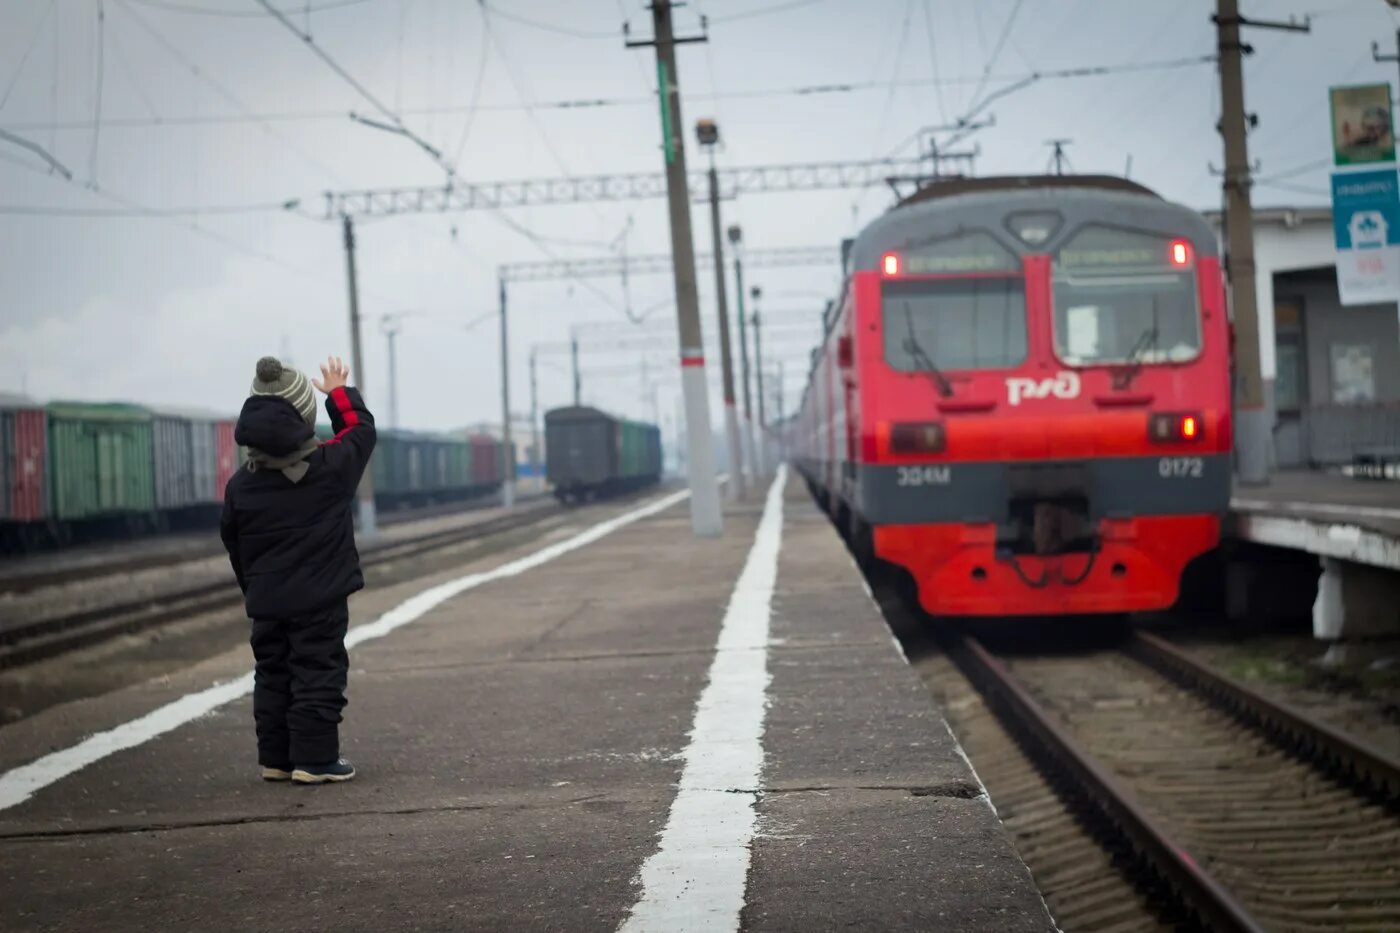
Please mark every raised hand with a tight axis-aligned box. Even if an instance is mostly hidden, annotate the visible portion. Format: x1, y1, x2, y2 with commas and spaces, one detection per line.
312, 356, 350, 394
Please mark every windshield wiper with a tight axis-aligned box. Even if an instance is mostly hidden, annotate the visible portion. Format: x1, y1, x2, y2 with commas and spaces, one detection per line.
1112, 324, 1159, 390
1112, 294, 1161, 390
901, 302, 954, 397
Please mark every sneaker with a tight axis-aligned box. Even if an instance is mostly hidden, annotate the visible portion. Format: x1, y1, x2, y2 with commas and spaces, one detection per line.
261, 766, 293, 782
291, 758, 356, 784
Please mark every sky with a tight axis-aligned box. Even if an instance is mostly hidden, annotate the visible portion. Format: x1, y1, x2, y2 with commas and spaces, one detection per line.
0, 0, 1394, 436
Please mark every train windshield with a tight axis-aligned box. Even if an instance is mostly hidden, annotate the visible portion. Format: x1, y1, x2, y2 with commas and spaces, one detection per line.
882, 278, 1028, 372
1051, 226, 1201, 365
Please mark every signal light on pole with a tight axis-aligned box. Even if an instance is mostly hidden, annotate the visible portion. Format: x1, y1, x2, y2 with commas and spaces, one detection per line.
882, 252, 900, 276
1169, 239, 1191, 267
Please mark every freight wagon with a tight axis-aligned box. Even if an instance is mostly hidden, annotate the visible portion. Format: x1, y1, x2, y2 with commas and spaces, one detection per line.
544, 406, 662, 503
314, 425, 509, 509
1, 395, 509, 553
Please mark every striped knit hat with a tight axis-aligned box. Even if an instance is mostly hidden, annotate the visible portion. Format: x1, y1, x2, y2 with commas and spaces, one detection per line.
251, 357, 317, 426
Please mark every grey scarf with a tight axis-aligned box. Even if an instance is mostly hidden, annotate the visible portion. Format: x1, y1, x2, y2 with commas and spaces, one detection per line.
244, 437, 320, 483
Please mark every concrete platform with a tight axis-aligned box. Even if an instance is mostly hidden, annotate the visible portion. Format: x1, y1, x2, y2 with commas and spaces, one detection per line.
1232, 470, 1400, 544
1226, 471, 1400, 639
0, 472, 1051, 932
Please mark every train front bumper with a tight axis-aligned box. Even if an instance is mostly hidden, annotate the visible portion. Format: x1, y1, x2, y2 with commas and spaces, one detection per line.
873, 514, 1222, 617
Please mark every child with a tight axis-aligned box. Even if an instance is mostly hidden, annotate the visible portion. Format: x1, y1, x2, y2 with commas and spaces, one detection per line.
220, 356, 376, 784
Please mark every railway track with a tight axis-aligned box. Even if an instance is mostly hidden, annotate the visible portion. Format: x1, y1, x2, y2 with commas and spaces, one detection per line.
0, 498, 568, 669
0, 493, 547, 596
939, 623, 1400, 932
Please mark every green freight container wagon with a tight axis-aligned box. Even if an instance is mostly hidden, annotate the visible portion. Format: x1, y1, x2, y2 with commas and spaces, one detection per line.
46, 402, 156, 522
545, 406, 661, 503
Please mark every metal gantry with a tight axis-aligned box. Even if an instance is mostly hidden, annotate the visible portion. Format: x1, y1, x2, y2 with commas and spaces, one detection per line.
324, 158, 927, 220
499, 246, 836, 283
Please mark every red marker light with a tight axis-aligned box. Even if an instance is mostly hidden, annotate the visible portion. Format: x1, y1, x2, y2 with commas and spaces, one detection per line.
1149, 412, 1204, 443
882, 252, 901, 276
1169, 239, 1191, 267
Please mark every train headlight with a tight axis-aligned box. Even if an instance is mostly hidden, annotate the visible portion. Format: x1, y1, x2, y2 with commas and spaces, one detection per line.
881, 252, 901, 276
890, 422, 946, 454
1149, 412, 1204, 443
1169, 239, 1192, 267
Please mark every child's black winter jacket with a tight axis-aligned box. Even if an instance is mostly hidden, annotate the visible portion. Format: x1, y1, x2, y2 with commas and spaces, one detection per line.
220, 387, 377, 619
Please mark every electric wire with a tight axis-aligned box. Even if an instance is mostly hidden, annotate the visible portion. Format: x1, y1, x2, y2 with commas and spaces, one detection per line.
477, 2, 618, 39
106, 11, 162, 119
1257, 156, 1332, 183
0, 2, 54, 113
2, 58, 1218, 132
114, 0, 352, 186
966, 0, 1024, 114
252, 0, 455, 179
89, 0, 107, 184
448, 7, 490, 173
124, 0, 374, 17
708, 0, 827, 24
921, 0, 948, 124
2, 151, 320, 278
477, 5, 633, 320
0, 200, 304, 216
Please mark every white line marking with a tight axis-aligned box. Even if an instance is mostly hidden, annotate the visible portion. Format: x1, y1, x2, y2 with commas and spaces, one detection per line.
1233, 497, 1400, 522
620, 466, 786, 933
0, 489, 690, 813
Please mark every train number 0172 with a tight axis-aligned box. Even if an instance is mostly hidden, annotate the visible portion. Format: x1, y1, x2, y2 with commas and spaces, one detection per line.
895, 465, 952, 486
1158, 457, 1204, 479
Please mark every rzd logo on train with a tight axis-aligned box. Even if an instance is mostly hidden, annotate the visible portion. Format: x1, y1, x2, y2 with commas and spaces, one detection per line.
1005, 371, 1081, 406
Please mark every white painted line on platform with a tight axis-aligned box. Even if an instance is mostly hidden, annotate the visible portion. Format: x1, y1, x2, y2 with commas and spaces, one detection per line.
620, 466, 787, 933
0, 489, 690, 814
1233, 498, 1400, 522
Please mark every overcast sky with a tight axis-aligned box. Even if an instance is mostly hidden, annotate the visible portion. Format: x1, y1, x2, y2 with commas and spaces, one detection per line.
0, 0, 1392, 434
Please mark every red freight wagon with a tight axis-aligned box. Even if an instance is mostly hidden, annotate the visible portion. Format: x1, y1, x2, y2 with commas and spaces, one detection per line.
0, 402, 47, 523
213, 420, 238, 500
792, 176, 1232, 618
469, 434, 503, 487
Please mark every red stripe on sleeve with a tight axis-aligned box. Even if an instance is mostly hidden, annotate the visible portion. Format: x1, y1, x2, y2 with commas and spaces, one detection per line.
331, 387, 359, 427
319, 387, 360, 446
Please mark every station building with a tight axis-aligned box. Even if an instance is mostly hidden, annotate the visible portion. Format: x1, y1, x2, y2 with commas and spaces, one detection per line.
1208, 206, 1400, 470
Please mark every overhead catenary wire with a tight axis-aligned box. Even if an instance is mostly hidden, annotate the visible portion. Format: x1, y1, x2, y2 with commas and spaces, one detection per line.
477, 2, 618, 40
966, 0, 1025, 114
113, 0, 353, 186
708, 0, 828, 23
1, 56, 1219, 132
89, 0, 107, 185
106, 11, 162, 119
0, 199, 304, 216
921, 0, 948, 124
252, 0, 456, 180
123, 0, 374, 17
0, 2, 55, 113
450, 6, 492, 173
0, 149, 321, 278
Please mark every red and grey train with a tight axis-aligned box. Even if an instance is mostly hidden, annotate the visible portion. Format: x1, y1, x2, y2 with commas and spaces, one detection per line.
792, 176, 1232, 617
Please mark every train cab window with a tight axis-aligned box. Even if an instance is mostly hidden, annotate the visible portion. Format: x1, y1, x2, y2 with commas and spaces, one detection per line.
882, 277, 1028, 372
1051, 226, 1201, 366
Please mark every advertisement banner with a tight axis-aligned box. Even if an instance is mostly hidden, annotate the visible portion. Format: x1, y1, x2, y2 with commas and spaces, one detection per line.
1330, 83, 1396, 166
1331, 167, 1400, 305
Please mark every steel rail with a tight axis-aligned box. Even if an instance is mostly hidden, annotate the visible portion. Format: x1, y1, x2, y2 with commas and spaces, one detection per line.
0, 493, 548, 597
953, 634, 1266, 933
0, 501, 566, 669
1128, 630, 1400, 801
